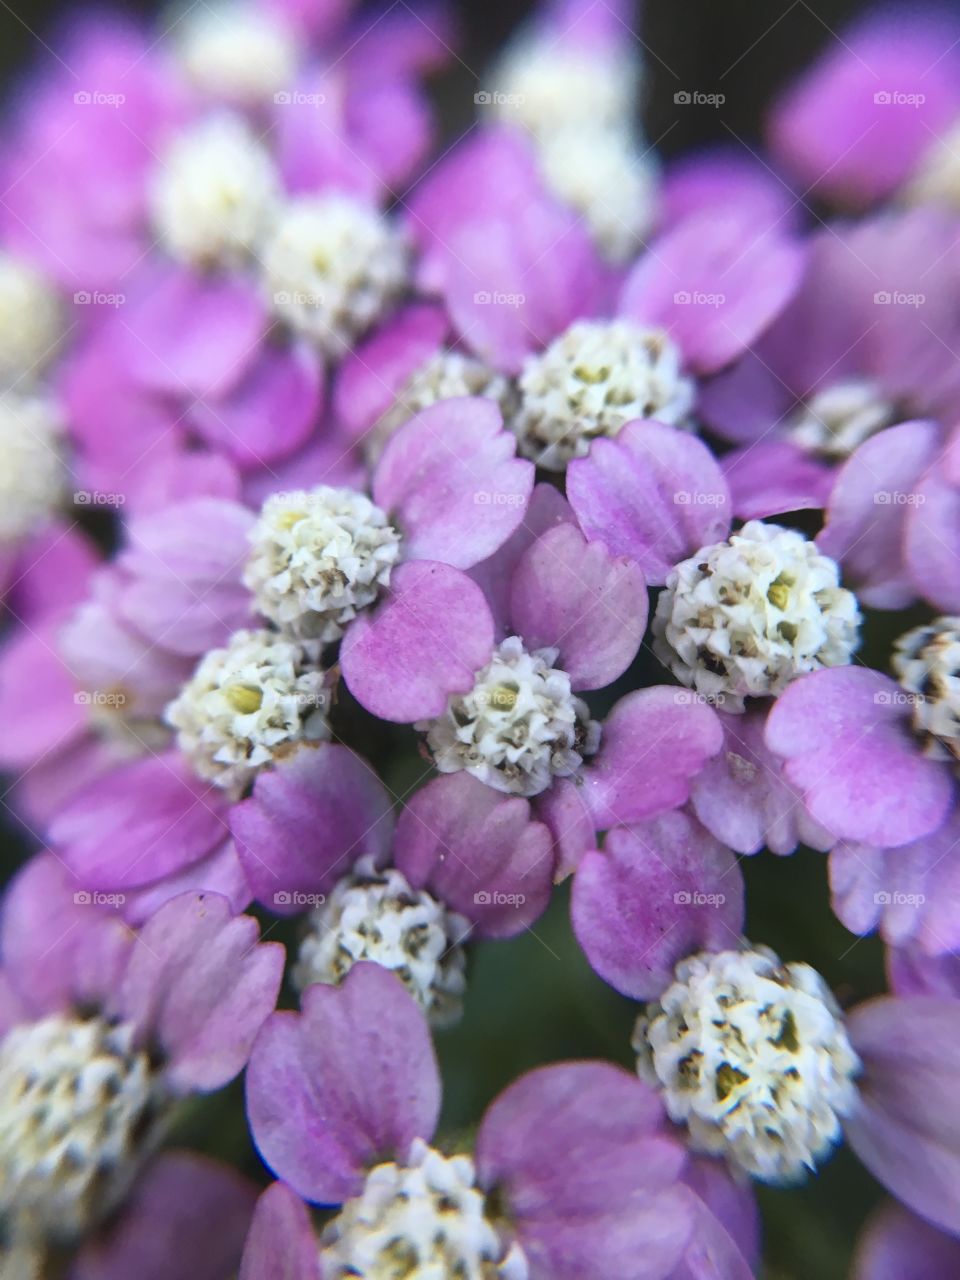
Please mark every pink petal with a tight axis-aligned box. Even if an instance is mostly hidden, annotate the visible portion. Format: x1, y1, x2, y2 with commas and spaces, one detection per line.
619, 213, 805, 373
393, 773, 554, 938
373, 397, 533, 569
118, 892, 283, 1093
572, 812, 745, 1000
583, 687, 724, 830
340, 560, 495, 722
566, 422, 730, 585
245, 964, 441, 1204
765, 668, 954, 849
510, 524, 647, 692
231, 745, 395, 912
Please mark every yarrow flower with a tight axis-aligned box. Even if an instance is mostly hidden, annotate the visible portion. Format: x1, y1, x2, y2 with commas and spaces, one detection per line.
0, 856, 281, 1262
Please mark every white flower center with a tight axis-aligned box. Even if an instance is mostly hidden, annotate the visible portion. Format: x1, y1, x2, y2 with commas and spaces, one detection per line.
164, 628, 330, 796
263, 196, 407, 356
537, 127, 658, 264
488, 36, 639, 138
365, 352, 516, 464
634, 947, 861, 1184
0, 394, 65, 545
893, 616, 960, 764
784, 378, 897, 459
320, 1138, 528, 1280
0, 255, 61, 386
244, 487, 401, 644
0, 1014, 166, 1243
293, 857, 469, 1028
513, 320, 696, 471
175, 2, 297, 104
151, 114, 280, 268
421, 636, 600, 798
652, 521, 860, 711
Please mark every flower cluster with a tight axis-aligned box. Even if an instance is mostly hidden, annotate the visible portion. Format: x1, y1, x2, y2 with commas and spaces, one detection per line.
0, 0, 959, 1276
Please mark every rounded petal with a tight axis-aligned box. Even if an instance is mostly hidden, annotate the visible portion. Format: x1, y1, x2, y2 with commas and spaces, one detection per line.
905, 462, 960, 613
768, 14, 960, 207
691, 707, 834, 856
476, 1062, 693, 1280
0, 854, 133, 1019
118, 892, 284, 1093
231, 745, 395, 912
117, 498, 255, 656
510, 524, 647, 692
240, 1182, 320, 1280
566, 422, 730, 586
723, 441, 833, 520
583, 687, 724, 830
0, 622, 87, 768
245, 964, 441, 1205
847, 996, 960, 1236
534, 776, 597, 882
74, 1152, 258, 1280
334, 302, 448, 443
619, 213, 805, 373
373, 397, 533, 569
340, 560, 495, 722
830, 811, 960, 954
50, 753, 232, 891
572, 812, 745, 1001
765, 668, 954, 849
187, 340, 323, 469
818, 421, 940, 609
120, 268, 266, 399
853, 1201, 960, 1280
393, 773, 554, 938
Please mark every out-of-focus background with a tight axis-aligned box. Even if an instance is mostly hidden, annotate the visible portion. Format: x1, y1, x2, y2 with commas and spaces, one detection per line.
0, 2, 900, 1277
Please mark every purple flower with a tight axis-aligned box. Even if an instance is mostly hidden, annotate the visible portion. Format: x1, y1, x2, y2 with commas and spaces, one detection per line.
853, 1201, 960, 1280
242, 960, 716, 1280
233, 769, 554, 1022
68, 1151, 257, 1280
342, 480, 724, 875
767, 11, 960, 210
574, 837, 960, 1234
0, 854, 281, 1255
701, 210, 960, 520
